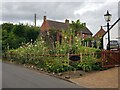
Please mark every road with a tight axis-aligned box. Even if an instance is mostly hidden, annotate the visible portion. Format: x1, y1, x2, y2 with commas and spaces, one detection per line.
0, 61, 2, 89
2, 62, 82, 88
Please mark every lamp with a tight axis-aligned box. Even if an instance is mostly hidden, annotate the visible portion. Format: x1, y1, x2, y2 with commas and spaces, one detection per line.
104, 10, 112, 50
104, 10, 112, 22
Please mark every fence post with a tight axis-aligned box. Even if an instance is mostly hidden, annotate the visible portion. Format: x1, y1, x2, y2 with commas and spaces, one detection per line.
118, 49, 120, 65
67, 53, 69, 65
101, 51, 103, 67
80, 53, 82, 62
10, 51, 12, 60
4, 52, 7, 58
92, 52, 94, 57
26, 53, 28, 62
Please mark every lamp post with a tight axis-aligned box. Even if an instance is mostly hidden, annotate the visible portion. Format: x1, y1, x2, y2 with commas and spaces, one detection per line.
104, 10, 112, 50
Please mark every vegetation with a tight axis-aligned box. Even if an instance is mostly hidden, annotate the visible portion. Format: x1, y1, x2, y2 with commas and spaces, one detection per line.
2, 20, 103, 73
4, 39, 101, 73
2, 23, 39, 52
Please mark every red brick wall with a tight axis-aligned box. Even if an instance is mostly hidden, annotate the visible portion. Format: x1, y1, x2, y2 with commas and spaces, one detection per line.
41, 21, 50, 32
77, 33, 92, 39
82, 34, 92, 38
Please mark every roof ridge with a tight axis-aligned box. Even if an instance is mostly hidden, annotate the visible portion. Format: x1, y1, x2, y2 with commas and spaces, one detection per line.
44, 19, 92, 35
93, 27, 106, 38
47, 19, 67, 24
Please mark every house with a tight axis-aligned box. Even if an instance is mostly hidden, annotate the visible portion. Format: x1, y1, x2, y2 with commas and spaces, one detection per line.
41, 16, 93, 42
93, 26, 106, 38
93, 26, 106, 49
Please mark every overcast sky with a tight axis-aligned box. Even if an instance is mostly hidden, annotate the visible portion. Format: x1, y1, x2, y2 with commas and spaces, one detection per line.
1, 0, 120, 36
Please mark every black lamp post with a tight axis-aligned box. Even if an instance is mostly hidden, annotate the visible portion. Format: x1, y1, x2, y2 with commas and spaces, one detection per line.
104, 10, 112, 50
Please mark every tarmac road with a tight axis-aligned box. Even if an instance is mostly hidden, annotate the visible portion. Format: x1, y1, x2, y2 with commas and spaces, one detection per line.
2, 62, 82, 88
0, 61, 2, 89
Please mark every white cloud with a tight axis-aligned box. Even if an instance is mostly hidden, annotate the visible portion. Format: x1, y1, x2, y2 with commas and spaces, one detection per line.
1, 1, 119, 38
1, 0, 107, 2
74, 3, 103, 15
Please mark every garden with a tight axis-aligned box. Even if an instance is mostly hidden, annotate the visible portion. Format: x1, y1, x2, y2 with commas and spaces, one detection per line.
2, 20, 105, 78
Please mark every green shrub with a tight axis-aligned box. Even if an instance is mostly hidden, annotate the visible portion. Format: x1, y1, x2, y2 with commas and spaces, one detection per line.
79, 55, 96, 72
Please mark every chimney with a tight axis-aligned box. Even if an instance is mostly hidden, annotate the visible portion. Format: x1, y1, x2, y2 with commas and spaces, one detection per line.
100, 26, 103, 29
65, 19, 69, 24
82, 23, 86, 27
44, 16, 46, 22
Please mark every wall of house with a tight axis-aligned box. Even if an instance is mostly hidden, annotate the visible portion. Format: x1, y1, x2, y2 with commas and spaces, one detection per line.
103, 23, 119, 50
82, 34, 92, 39
41, 21, 50, 32
103, 33, 108, 50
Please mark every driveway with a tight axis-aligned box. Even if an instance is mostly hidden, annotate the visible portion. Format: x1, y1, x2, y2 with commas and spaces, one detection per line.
70, 67, 119, 88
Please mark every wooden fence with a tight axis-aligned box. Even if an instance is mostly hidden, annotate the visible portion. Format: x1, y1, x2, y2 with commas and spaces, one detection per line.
101, 50, 120, 67
3, 52, 101, 62
3, 50, 120, 68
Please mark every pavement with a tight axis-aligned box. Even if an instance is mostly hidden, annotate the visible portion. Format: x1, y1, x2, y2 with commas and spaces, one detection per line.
2, 62, 83, 88
70, 67, 119, 88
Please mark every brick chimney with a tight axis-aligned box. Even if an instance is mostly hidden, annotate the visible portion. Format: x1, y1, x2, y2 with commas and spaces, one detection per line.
100, 26, 103, 29
65, 19, 69, 24
44, 16, 46, 22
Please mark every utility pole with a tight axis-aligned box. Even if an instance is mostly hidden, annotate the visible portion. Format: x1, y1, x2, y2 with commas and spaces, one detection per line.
34, 13, 36, 27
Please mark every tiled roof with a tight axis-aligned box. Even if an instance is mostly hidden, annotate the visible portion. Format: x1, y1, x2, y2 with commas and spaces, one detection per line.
93, 26, 106, 38
46, 20, 92, 35
79, 27, 93, 35
47, 20, 69, 30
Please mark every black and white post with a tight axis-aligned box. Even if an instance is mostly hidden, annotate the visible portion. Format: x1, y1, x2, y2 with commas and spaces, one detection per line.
104, 10, 112, 50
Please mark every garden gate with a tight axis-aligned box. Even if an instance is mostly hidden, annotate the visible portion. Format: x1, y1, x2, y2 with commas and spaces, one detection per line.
101, 49, 120, 68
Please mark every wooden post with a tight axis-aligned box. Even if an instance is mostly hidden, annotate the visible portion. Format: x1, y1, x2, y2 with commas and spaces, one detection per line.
92, 52, 94, 57
80, 53, 82, 62
26, 53, 28, 61
10, 51, 12, 60
67, 53, 69, 65
34, 13, 36, 27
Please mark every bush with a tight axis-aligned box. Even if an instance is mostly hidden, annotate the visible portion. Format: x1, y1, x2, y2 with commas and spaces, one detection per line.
79, 56, 96, 72
2, 23, 39, 52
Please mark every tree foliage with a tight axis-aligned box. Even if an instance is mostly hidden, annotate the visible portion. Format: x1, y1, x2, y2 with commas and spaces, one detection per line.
2, 23, 40, 52
70, 19, 84, 33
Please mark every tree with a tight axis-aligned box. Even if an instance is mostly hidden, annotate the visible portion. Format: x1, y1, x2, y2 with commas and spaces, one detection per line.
2, 23, 14, 33
2, 29, 9, 52
49, 29, 57, 47
25, 26, 39, 43
12, 24, 25, 37
69, 20, 84, 45
70, 19, 84, 34
2, 23, 40, 52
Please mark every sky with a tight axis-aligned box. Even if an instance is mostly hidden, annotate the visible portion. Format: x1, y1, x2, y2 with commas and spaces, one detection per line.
1, 0, 120, 37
